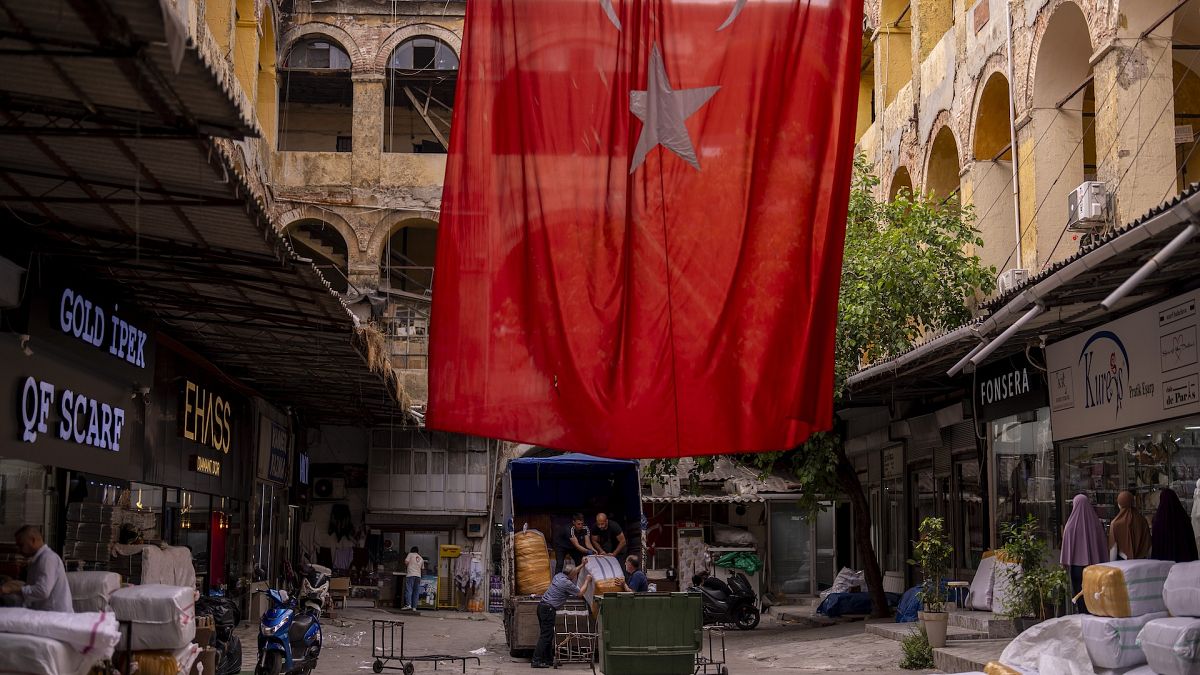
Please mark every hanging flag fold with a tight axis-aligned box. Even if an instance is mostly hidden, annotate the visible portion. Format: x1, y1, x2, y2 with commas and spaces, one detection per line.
429, 0, 863, 459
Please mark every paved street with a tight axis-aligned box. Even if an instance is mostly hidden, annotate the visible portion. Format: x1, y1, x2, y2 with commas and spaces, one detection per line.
234, 607, 935, 675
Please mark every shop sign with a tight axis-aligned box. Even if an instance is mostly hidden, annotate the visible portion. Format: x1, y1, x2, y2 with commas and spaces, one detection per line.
1047, 290, 1200, 441
190, 454, 222, 477
180, 379, 234, 453
57, 288, 147, 368
267, 422, 288, 483
18, 375, 126, 451
975, 350, 1049, 421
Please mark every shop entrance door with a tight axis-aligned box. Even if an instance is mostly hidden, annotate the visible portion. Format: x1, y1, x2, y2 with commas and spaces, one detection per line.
402, 531, 444, 609
769, 502, 812, 596
814, 502, 841, 594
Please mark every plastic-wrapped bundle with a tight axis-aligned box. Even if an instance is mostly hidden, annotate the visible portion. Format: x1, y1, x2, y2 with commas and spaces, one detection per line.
583, 555, 625, 595
515, 529, 552, 596
125, 644, 201, 675
110, 584, 197, 651
67, 571, 121, 613
1165, 561, 1200, 618
1138, 617, 1200, 675
1081, 611, 1167, 669
1082, 560, 1174, 617
0, 608, 121, 659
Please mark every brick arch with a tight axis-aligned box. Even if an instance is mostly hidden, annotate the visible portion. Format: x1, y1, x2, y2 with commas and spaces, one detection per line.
368, 211, 440, 259
280, 23, 367, 73
374, 24, 463, 73
278, 205, 366, 266
924, 117, 963, 201
1023, 0, 1096, 110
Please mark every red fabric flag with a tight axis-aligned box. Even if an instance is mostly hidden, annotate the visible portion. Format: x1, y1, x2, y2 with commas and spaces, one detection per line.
429, 0, 862, 458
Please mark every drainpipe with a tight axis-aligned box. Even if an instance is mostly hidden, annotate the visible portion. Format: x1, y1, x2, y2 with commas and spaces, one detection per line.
1005, 0, 1024, 271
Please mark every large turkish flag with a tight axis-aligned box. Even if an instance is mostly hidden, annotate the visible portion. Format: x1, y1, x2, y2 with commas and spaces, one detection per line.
428, 0, 862, 458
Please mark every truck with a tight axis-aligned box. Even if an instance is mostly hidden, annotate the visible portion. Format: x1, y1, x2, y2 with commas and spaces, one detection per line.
500, 453, 644, 657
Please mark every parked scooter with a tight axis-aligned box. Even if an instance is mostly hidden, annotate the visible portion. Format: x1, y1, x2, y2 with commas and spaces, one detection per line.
255, 564, 330, 674
689, 571, 760, 630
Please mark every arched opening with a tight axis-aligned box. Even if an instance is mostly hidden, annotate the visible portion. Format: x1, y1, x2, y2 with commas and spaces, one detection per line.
917, 0, 954, 62
285, 219, 350, 293
970, 72, 1017, 276
256, 12, 278, 146
878, 0, 914, 108
1174, 3, 1200, 191
857, 29, 877, 141
384, 37, 458, 153
890, 165, 913, 200
1027, 1, 1094, 268
278, 37, 354, 151
380, 219, 437, 295
926, 125, 961, 203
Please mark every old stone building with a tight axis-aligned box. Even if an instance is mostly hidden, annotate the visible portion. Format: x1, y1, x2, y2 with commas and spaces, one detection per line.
858, 0, 1200, 289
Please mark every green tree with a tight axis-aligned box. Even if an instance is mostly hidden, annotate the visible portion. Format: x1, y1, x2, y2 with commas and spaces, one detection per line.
649, 155, 995, 616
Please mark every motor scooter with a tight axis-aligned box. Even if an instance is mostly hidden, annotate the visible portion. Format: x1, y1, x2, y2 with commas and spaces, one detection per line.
255, 564, 329, 674
689, 571, 760, 630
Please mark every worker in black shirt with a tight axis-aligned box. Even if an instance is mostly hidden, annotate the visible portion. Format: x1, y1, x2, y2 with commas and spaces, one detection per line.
590, 512, 626, 557
553, 513, 593, 574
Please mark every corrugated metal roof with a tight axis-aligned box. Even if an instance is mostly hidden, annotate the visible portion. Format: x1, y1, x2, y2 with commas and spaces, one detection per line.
643, 494, 765, 504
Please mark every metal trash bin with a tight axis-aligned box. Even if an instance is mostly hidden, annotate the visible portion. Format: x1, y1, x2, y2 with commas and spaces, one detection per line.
597, 592, 702, 675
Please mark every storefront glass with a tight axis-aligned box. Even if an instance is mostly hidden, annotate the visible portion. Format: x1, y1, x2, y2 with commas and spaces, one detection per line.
1060, 414, 1200, 527
954, 458, 985, 574
768, 501, 811, 595
991, 408, 1059, 552
882, 477, 904, 573
0, 459, 53, 565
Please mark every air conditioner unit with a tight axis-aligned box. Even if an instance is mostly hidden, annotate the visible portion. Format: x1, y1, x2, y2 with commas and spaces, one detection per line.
312, 477, 346, 501
997, 268, 1029, 295
1067, 181, 1108, 231
465, 517, 486, 538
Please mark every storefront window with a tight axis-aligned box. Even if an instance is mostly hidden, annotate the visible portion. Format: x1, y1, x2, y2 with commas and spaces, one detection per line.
1060, 415, 1200, 527
167, 491, 211, 588
992, 408, 1059, 552
0, 459, 53, 565
63, 472, 126, 572
955, 458, 985, 574
882, 478, 904, 573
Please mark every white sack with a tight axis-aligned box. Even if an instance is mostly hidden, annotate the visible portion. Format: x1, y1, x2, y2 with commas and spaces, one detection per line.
968, 555, 996, 611
0, 632, 93, 675
1138, 617, 1200, 675
1081, 612, 1167, 669
110, 584, 196, 651
820, 567, 866, 600
141, 546, 196, 589
0, 608, 121, 659
1112, 668, 1156, 675
992, 560, 1020, 616
999, 615, 1093, 674
1165, 562, 1200, 618
67, 571, 121, 613
712, 525, 756, 547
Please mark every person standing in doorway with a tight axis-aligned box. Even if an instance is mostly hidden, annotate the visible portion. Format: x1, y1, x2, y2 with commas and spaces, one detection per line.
0, 525, 73, 613
403, 547, 424, 611
1060, 495, 1108, 614
532, 560, 593, 669
590, 513, 626, 558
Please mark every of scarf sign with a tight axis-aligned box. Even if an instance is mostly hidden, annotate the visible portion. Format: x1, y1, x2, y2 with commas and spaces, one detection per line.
428, 0, 862, 458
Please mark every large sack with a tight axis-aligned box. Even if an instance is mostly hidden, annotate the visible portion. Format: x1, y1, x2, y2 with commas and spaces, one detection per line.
141, 546, 196, 590
110, 584, 196, 651
991, 558, 1020, 616
582, 555, 624, 595
67, 571, 121, 613
1083, 560, 1174, 617
1138, 617, 1200, 675
0, 632, 94, 675
968, 554, 997, 611
0, 608, 121, 659
999, 615, 1092, 674
126, 644, 201, 675
984, 662, 1035, 675
514, 530, 552, 596
1081, 612, 1167, 669
1165, 562, 1200, 618
712, 524, 756, 547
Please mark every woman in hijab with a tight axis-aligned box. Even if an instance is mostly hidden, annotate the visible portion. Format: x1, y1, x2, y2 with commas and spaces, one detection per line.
1110, 490, 1152, 560
1062, 494, 1109, 614
1151, 488, 1199, 563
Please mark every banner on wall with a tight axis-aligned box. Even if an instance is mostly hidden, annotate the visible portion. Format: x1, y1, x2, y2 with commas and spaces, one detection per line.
257, 415, 290, 485
1046, 290, 1200, 441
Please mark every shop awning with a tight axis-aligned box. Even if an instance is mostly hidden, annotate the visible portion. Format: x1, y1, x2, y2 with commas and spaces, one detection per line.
845, 183, 1200, 401
643, 494, 765, 504
0, 0, 407, 424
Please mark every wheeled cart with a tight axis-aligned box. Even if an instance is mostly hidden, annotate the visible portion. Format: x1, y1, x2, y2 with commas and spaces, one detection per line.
370, 620, 482, 674
693, 626, 729, 675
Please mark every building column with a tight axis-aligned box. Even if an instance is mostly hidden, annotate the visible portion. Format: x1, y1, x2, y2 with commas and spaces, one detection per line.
963, 159, 1017, 277
233, 17, 259, 104
1092, 36, 1177, 230
1016, 106, 1085, 271
352, 72, 385, 188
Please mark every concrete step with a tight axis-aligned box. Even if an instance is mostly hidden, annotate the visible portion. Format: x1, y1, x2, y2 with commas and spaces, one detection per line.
933, 639, 1012, 673
864, 620, 989, 642
948, 609, 1020, 638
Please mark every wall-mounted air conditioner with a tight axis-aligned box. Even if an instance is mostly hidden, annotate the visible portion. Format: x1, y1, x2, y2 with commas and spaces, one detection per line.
997, 268, 1029, 295
312, 477, 346, 501
1067, 181, 1108, 231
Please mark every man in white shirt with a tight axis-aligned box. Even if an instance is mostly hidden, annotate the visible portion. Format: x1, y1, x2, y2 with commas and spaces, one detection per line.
1, 526, 73, 613
402, 547, 423, 611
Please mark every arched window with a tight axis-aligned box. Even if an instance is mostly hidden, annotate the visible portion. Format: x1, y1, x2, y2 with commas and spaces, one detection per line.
925, 125, 961, 205
278, 37, 355, 152
384, 37, 458, 153
285, 219, 350, 293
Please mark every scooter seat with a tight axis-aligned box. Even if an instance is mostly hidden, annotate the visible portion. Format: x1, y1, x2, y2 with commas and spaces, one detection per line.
289, 614, 315, 643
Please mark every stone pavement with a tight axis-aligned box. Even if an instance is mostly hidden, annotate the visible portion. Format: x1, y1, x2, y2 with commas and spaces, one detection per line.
232, 606, 940, 674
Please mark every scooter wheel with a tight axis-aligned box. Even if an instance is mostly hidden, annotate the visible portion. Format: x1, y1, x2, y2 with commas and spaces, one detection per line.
372, 659, 384, 673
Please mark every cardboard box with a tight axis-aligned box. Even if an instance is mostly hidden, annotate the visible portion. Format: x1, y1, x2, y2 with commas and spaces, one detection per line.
190, 647, 216, 675
193, 625, 213, 648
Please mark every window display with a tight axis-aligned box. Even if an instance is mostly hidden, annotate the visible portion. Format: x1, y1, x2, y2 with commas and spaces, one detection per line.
991, 408, 1059, 551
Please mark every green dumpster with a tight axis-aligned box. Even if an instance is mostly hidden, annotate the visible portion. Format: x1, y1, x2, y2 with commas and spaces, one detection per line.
597, 592, 703, 675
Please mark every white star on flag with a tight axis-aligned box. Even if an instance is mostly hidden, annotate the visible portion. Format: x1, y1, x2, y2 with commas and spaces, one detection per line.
629, 43, 720, 174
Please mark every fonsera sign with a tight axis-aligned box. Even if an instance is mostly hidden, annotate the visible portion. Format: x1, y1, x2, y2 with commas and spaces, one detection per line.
1047, 290, 1200, 441
975, 350, 1048, 421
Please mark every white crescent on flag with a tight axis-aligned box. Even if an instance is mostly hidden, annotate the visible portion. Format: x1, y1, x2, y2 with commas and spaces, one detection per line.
599, 0, 746, 31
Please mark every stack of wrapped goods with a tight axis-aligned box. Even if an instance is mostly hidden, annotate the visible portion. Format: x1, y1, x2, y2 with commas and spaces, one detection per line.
515, 529, 552, 596
0, 607, 121, 675
1078, 559, 1175, 671
1137, 561, 1200, 675
66, 571, 121, 613
111, 544, 146, 584
63, 503, 116, 572
583, 555, 625, 595
110, 584, 200, 675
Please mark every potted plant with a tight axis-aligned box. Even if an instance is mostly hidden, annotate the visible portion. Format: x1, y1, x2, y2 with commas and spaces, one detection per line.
909, 516, 952, 648
997, 515, 1071, 629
